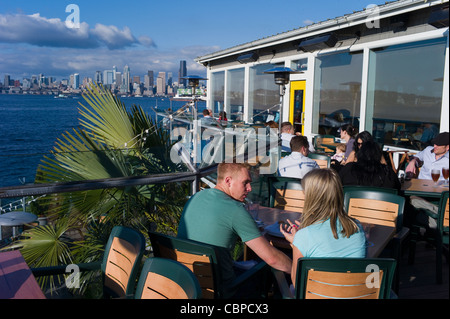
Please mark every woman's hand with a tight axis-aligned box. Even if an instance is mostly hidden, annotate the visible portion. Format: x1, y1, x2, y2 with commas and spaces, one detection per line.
279, 219, 300, 244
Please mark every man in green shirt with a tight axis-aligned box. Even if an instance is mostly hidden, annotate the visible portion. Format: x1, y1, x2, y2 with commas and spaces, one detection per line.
178, 163, 292, 297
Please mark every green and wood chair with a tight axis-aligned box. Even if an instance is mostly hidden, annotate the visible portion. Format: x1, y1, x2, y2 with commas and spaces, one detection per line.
134, 257, 202, 299
408, 191, 449, 283
343, 185, 398, 195
268, 176, 304, 213
307, 153, 331, 169
32, 225, 146, 298
273, 258, 397, 299
148, 231, 269, 299
343, 189, 408, 293
313, 135, 336, 154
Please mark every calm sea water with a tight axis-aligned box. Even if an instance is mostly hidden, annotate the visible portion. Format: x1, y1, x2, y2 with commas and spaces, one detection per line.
0, 94, 205, 188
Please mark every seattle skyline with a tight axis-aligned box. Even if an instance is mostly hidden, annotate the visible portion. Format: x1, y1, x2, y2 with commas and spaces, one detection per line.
1, 0, 388, 81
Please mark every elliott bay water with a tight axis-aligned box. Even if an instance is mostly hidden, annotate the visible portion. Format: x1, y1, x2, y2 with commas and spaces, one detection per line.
0, 94, 205, 189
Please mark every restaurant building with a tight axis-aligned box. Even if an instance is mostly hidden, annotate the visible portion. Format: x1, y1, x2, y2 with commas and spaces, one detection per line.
196, 0, 449, 155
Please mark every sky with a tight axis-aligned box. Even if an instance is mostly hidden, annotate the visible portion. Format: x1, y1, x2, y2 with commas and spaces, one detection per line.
0, 0, 389, 82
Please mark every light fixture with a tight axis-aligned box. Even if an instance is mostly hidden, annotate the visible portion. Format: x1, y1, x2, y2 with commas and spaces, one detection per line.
237, 52, 259, 64
264, 67, 302, 132
181, 75, 208, 91
298, 33, 338, 52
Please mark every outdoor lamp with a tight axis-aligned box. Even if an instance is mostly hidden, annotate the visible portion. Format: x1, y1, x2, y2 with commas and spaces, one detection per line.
264, 67, 302, 131
181, 75, 208, 96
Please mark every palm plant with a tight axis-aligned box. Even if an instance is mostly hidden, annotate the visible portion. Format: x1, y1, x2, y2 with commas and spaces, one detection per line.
18, 84, 190, 294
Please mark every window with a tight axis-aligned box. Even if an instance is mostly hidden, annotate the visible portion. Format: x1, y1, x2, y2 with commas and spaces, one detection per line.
226, 68, 245, 121
367, 38, 446, 149
313, 52, 363, 136
249, 63, 280, 123
210, 71, 225, 115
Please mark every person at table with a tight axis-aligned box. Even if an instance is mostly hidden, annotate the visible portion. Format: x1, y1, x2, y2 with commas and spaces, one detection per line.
339, 124, 357, 165
339, 140, 401, 191
330, 143, 346, 164
278, 135, 319, 179
405, 132, 449, 180
177, 162, 292, 298
280, 169, 366, 284
280, 122, 296, 152
345, 131, 387, 165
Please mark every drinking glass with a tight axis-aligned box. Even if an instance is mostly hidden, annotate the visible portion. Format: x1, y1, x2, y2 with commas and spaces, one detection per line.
442, 167, 449, 186
431, 169, 440, 187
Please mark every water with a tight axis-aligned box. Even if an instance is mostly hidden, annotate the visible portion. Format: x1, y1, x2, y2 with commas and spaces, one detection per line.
0, 94, 205, 189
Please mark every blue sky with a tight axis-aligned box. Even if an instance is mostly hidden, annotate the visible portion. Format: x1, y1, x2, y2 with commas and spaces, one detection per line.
0, 0, 388, 82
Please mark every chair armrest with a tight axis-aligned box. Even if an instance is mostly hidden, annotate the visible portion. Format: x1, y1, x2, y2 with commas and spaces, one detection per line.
393, 227, 410, 243
231, 261, 268, 289
271, 268, 294, 299
31, 261, 102, 277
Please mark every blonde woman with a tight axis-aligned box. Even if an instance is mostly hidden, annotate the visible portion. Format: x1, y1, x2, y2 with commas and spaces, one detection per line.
280, 168, 366, 285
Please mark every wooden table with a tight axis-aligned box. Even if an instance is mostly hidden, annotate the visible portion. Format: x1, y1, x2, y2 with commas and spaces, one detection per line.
0, 250, 46, 299
401, 178, 448, 198
255, 205, 396, 258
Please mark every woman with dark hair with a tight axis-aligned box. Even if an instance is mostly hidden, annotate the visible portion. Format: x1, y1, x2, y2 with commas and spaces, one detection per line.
339, 124, 357, 164
339, 140, 400, 190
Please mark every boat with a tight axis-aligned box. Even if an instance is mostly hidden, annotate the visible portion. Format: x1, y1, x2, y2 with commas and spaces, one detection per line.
54, 94, 69, 99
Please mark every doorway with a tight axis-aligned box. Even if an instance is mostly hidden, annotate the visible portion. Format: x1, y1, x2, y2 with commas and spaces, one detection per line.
289, 80, 306, 135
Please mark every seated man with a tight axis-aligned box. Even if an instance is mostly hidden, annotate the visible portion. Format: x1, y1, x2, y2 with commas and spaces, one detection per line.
405, 132, 449, 230
278, 135, 320, 179
177, 162, 292, 298
405, 132, 449, 180
280, 122, 295, 152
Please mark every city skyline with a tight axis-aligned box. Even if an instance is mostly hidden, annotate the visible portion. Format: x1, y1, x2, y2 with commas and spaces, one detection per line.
1, 0, 387, 82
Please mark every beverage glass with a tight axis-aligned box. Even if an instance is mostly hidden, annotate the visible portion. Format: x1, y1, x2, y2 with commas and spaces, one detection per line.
442, 167, 449, 186
431, 169, 440, 187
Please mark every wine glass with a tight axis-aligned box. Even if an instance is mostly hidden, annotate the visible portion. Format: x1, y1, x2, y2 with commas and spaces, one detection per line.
442, 167, 449, 186
431, 169, 440, 187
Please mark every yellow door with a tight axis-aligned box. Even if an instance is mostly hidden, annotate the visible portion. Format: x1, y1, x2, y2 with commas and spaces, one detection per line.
289, 80, 306, 135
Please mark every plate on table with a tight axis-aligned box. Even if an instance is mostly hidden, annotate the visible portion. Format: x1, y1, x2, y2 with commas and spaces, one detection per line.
264, 222, 284, 238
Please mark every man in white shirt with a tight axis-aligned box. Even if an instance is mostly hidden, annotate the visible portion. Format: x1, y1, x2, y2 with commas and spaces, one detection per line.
278, 135, 319, 178
280, 122, 295, 152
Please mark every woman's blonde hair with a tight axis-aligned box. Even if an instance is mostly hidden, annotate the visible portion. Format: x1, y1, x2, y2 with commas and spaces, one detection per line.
300, 168, 359, 239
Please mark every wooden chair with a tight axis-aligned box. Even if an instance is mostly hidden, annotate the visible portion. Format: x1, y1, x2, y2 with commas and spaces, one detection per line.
268, 176, 304, 213
408, 191, 449, 283
343, 189, 408, 293
32, 226, 146, 298
313, 135, 336, 154
134, 257, 202, 299
148, 231, 269, 299
343, 185, 398, 195
273, 258, 396, 299
307, 153, 331, 169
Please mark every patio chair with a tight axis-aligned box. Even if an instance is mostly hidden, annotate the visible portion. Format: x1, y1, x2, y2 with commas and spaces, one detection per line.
313, 135, 336, 154
307, 153, 331, 169
32, 225, 146, 298
343, 185, 398, 195
408, 191, 449, 284
268, 176, 304, 213
134, 257, 202, 299
148, 231, 269, 299
343, 189, 408, 293
273, 258, 397, 299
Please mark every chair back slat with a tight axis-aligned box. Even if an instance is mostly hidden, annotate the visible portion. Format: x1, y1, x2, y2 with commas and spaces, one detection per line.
444, 198, 449, 228
104, 237, 139, 297
316, 137, 335, 153
347, 198, 398, 228
274, 189, 305, 212
305, 269, 383, 299
313, 159, 329, 169
155, 242, 215, 299
140, 272, 189, 299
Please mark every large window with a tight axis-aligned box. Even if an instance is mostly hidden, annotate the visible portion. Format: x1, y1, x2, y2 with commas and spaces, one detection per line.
249, 63, 280, 123
210, 71, 225, 115
313, 52, 363, 136
367, 38, 446, 149
226, 68, 245, 121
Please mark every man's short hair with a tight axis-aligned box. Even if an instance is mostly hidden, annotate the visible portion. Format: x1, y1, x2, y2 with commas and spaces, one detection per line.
290, 135, 309, 152
281, 122, 293, 133
217, 163, 249, 182
202, 109, 210, 116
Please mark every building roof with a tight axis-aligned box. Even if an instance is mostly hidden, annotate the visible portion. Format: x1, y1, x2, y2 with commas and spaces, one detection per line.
196, 0, 447, 64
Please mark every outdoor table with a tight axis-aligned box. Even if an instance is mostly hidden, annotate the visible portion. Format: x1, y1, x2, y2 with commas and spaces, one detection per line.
401, 178, 448, 199
253, 205, 396, 259
0, 212, 37, 237
0, 250, 46, 299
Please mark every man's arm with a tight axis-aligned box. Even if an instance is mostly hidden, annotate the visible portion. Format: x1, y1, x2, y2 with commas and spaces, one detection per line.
245, 236, 292, 274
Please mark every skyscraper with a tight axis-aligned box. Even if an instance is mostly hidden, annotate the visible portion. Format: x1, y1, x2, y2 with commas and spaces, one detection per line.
123, 65, 131, 93
179, 60, 187, 87
157, 72, 166, 95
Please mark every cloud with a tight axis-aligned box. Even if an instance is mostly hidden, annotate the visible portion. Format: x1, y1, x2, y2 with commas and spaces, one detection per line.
0, 12, 156, 50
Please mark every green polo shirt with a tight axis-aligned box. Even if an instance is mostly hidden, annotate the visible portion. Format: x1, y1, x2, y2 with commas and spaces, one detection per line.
177, 188, 262, 297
